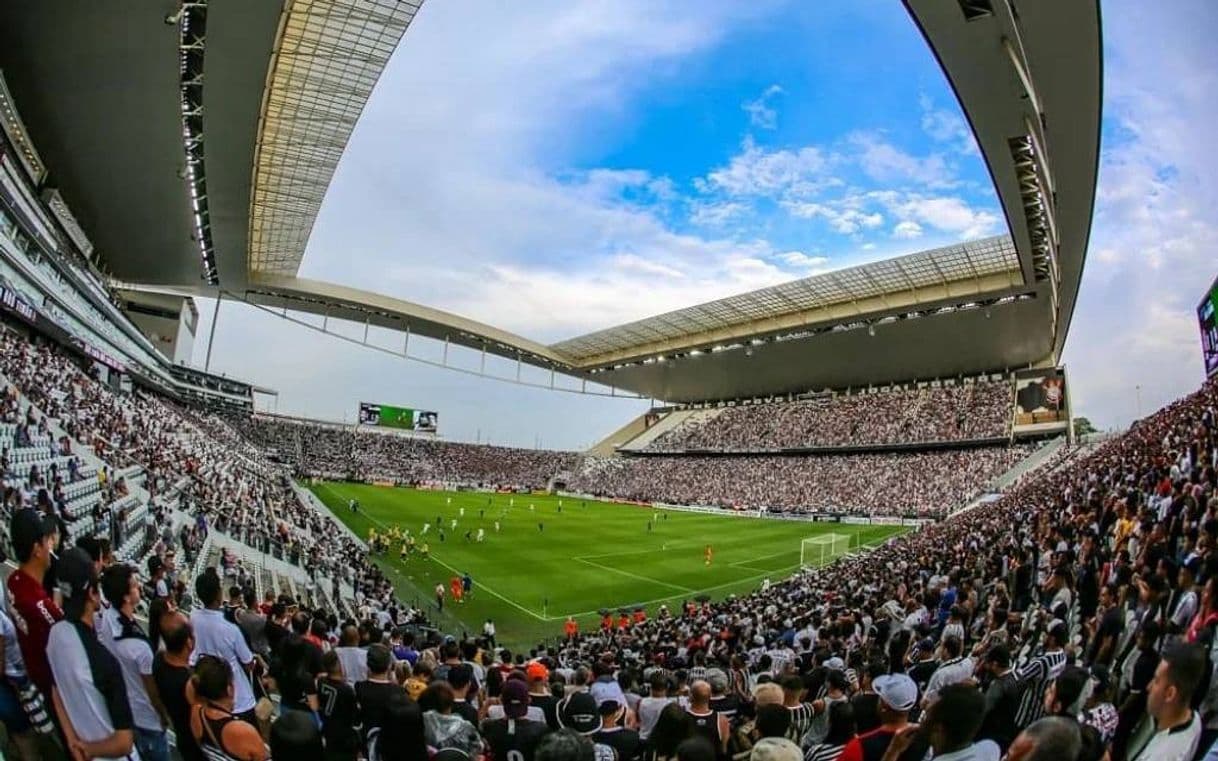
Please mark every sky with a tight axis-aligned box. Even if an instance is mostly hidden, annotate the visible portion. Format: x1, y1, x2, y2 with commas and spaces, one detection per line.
194, 0, 1218, 449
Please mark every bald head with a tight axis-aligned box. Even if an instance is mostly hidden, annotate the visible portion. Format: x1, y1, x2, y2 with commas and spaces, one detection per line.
689, 680, 712, 708
161, 611, 192, 654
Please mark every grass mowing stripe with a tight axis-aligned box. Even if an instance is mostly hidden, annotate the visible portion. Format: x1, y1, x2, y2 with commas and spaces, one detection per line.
571, 556, 695, 594
307, 482, 910, 645
342, 505, 549, 622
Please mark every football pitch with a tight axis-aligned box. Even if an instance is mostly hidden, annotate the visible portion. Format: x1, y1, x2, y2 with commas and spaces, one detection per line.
309, 482, 906, 647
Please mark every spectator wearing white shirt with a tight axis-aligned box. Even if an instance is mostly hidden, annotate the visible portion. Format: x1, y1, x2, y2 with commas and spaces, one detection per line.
98, 564, 170, 761
332, 624, 368, 686
1132, 643, 1206, 761
47, 547, 139, 761
925, 636, 976, 706
189, 570, 258, 722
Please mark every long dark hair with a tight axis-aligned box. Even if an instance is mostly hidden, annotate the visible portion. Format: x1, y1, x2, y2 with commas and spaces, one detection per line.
376, 695, 427, 761
649, 702, 695, 757
823, 700, 857, 746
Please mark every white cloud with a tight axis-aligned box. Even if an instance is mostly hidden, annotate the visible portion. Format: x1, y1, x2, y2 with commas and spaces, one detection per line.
776, 251, 830, 271
689, 200, 750, 227
781, 201, 883, 234
918, 93, 978, 155
848, 132, 955, 188
741, 84, 784, 130
1060, 0, 1218, 432
879, 194, 1000, 239
892, 220, 923, 239
699, 136, 833, 197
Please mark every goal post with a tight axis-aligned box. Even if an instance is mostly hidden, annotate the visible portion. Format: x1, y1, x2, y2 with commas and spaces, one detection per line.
800, 533, 851, 568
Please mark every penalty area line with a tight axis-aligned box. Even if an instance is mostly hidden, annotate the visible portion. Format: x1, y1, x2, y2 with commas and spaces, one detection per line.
571, 556, 695, 594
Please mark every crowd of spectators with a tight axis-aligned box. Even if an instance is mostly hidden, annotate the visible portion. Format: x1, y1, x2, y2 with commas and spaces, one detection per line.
232, 416, 579, 491
649, 380, 1013, 453
0, 330, 415, 654
571, 445, 1034, 516
2, 317, 1218, 760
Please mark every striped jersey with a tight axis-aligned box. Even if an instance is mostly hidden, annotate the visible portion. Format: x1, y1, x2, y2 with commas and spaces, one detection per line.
1013, 648, 1067, 728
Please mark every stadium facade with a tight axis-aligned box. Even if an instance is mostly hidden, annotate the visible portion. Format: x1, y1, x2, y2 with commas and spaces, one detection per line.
0, 1, 1099, 417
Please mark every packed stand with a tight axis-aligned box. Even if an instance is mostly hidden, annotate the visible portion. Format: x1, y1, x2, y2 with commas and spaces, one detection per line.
3, 377, 1215, 761
0, 329, 421, 666
232, 416, 579, 491
571, 445, 1034, 516
649, 379, 1014, 453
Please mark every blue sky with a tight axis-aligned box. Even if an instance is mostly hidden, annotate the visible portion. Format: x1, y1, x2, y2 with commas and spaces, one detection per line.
195, 0, 1218, 448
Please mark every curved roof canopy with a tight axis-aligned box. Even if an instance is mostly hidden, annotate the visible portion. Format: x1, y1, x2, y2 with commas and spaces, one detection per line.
0, 0, 1101, 403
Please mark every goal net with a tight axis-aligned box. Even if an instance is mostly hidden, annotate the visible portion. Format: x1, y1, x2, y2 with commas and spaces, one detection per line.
800, 533, 851, 568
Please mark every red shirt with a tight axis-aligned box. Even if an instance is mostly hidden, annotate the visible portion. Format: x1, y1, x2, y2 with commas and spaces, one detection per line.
6, 568, 62, 695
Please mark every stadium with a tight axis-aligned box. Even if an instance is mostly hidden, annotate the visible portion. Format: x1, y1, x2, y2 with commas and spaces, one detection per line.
0, 1, 1213, 761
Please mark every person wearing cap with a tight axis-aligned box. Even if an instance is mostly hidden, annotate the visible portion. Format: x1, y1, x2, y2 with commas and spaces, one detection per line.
878, 683, 996, 761
558, 690, 601, 737
592, 697, 641, 760
1167, 558, 1201, 642
6, 508, 63, 701
481, 679, 548, 761
486, 676, 548, 724
98, 563, 171, 761
526, 661, 561, 729
905, 638, 938, 697
47, 546, 138, 761
837, 673, 923, 761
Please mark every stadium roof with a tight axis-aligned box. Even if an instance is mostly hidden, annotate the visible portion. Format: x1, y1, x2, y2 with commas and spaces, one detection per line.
0, 0, 1101, 403
553, 236, 1022, 363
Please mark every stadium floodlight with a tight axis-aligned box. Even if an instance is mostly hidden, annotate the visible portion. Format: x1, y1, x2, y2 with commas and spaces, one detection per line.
800, 533, 851, 568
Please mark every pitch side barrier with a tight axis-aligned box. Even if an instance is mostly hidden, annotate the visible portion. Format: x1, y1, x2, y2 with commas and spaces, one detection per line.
557, 491, 936, 527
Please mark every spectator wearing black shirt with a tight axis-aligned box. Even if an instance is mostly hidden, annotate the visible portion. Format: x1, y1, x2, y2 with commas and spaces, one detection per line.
593, 698, 642, 760
317, 650, 360, 761
272, 617, 321, 718
482, 679, 548, 761
526, 662, 561, 730
355, 644, 405, 738
1087, 584, 1125, 668
977, 644, 1020, 754
447, 663, 479, 726
906, 639, 939, 699
153, 611, 202, 761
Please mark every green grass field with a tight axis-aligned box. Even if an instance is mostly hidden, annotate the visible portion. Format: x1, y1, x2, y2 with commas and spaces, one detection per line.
309, 482, 906, 648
